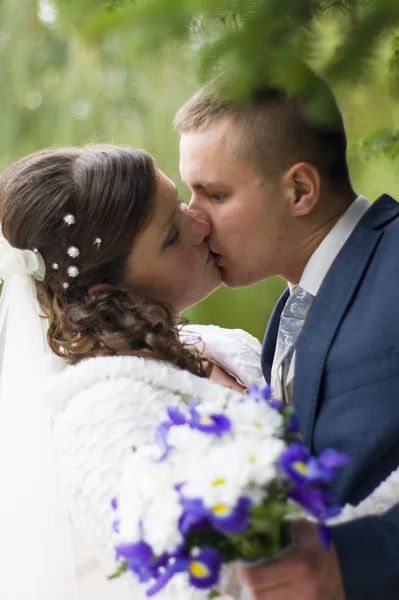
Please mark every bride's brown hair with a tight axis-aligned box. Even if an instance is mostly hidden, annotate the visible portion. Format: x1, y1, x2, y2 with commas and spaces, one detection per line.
0, 146, 209, 376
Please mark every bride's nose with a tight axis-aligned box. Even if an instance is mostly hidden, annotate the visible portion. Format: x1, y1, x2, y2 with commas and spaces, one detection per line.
191, 213, 211, 245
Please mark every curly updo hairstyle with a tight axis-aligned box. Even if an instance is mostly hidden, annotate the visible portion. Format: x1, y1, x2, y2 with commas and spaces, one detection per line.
0, 145, 209, 376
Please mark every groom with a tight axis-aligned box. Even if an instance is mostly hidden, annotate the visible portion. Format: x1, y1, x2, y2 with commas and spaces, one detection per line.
175, 83, 399, 599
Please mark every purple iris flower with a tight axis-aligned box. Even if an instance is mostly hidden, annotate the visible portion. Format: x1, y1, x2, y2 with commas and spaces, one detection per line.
178, 498, 211, 535
179, 495, 251, 535
147, 556, 188, 596
209, 496, 252, 533
146, 547, 222, 595
167, 406, 187, 425
286, 413, 300, 434
186, 400, 231, 436
115, 540, 155, 583
249, 383, 273, 403
279, 444, 314, 486
280, 444, 348, 487
112, 519, 121, 534
189, 410, 231, 436
317, 449, 349, 482
157, 402, 231, 447
288, 487, 342, 521
317, 523, 332, 550
155, 407, 188, 460
187, 547, 222, 590
269, 398, 284, 411
154, 421, 174, 461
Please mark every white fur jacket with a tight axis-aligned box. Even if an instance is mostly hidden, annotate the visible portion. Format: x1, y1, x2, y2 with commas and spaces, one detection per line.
44, 325, 399, 600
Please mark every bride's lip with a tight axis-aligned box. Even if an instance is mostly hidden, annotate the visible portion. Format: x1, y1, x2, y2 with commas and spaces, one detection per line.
210, 251, 222, 266
207, 249, 221, 265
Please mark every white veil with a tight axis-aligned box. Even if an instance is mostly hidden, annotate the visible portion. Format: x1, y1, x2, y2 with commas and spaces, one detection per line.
0, 229, 78, 599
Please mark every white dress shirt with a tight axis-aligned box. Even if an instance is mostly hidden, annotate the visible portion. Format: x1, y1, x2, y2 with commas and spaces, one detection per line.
296, 195, 371, 296
285, 195, 371, 387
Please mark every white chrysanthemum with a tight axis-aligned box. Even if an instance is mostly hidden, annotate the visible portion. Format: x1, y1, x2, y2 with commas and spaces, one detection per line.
143, 488, 184, 555
118, 445, 177, 544
116, 397, 287, 559
181, 432, 285, 510
233, 437, 285, 486
166, 424, 223, 480
225, 397, 283, 439
117, 503, 142, 543
120, 446, 169, 497
195, 395, 230, 415
182, 441, 251, 508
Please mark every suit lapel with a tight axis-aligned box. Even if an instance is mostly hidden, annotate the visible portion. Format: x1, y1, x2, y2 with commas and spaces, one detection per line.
261, 288, 289, 384
294, 195, 399, 447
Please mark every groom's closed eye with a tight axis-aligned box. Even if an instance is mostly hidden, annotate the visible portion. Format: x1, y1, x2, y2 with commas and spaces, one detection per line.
209, 193, 224, 201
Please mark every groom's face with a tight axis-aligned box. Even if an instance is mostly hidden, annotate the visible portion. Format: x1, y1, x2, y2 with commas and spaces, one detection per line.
179, 118, 294, 288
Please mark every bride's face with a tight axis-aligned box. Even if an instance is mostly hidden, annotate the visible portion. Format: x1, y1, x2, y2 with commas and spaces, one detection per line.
125, 169, 222, 313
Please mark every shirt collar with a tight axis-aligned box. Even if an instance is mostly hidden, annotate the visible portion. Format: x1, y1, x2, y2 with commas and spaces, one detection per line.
295, 195, 371, 297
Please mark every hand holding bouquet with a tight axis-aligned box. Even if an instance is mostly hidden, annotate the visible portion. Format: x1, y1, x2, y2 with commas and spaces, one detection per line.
110, 385, 348, 597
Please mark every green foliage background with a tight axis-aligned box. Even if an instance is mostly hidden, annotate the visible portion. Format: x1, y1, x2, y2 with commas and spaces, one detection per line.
1, 0, 398, 339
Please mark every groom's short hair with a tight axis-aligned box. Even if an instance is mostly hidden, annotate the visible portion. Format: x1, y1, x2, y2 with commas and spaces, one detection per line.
174, 84, 351, 189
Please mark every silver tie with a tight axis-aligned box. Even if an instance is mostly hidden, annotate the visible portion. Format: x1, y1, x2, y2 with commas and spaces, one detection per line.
271, 286, 314, 404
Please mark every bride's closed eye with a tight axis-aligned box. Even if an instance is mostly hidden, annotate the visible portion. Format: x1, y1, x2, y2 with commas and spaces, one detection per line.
166, 225, 180, 247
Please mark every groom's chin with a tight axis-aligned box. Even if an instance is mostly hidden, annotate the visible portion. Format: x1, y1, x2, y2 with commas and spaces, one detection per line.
221, 273, 250, 289
221, 268, 265, 289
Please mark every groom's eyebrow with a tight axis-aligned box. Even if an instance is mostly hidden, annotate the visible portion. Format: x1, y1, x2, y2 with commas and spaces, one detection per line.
190, 181, 226, 190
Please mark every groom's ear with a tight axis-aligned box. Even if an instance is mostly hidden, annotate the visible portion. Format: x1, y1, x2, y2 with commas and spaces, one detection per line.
283, 162, 321, 217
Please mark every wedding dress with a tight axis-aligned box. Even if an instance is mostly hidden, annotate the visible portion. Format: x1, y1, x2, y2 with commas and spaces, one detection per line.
45, 325, 399, 599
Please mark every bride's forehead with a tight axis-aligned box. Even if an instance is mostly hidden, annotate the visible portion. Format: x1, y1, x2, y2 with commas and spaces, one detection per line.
139, 171, 178, 235
156, 169, 177, 194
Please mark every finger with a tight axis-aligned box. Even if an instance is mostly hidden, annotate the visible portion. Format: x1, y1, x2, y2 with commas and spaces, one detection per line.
242, 580, 295, 600
236, 554, 297, 590
289, 518, 318, 546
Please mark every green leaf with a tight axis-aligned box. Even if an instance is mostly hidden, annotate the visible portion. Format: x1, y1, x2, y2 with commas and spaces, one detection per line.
107, 560, 128, 580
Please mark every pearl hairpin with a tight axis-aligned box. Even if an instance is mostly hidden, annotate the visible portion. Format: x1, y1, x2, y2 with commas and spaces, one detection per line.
67, 265, 79, 278
63, 213, 76, 226
67, 246, 80, 258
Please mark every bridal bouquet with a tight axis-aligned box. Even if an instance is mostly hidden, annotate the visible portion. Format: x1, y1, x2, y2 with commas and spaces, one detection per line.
110, 385, 348, 597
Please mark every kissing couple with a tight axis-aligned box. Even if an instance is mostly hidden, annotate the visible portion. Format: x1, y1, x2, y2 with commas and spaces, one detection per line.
1, 79, 399, 600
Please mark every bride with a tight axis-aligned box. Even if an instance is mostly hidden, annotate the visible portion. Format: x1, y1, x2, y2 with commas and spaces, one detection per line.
0, 145, 398, 600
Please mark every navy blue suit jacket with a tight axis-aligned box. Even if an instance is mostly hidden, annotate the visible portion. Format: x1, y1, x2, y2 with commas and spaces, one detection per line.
261, 195, 399, 599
